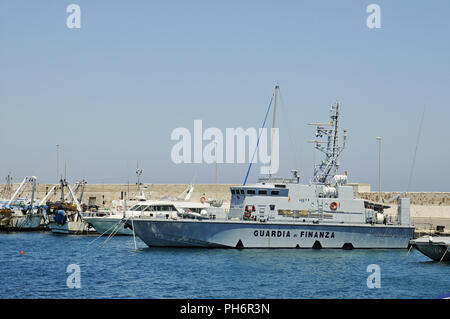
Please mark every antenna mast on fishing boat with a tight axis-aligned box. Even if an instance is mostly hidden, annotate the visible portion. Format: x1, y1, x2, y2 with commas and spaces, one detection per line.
1, 173, 13, 199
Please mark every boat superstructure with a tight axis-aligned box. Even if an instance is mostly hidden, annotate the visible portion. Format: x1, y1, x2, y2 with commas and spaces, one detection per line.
125, 89, 415, 249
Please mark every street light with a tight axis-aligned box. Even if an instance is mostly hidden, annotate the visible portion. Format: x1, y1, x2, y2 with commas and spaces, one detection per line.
56, 144, 60, 184
376, 137, 382, 202
214, 141, 218, 185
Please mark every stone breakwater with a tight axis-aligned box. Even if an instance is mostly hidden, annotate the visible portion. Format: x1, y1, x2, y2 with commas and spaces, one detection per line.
356, 192, 450, 230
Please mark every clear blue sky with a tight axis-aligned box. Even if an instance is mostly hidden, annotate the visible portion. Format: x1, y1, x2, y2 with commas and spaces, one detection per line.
1, 0, 449, 191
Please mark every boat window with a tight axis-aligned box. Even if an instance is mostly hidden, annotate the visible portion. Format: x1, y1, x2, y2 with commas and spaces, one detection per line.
258, 190, 267, 195
231, 189, 236, 194
247, 190, 256, 195
271, 190, 279, 196
131, 205, 144, 211
274, 184, 286, 188
240, 189, 244, 194
270, 205, 275, 211
144, 206, 154, 211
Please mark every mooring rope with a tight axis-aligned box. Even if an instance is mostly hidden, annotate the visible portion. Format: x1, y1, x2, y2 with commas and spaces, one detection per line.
100, 218, 130, 248
439, 244, 449, 263
87, 218, 126, 246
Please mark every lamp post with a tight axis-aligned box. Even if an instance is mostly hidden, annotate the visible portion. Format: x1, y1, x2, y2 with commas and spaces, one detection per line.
56, 144, 60, 184
214, 141, 218, 185
376, 137, 382, 202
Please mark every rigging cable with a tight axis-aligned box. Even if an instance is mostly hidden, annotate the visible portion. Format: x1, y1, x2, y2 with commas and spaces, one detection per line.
242, 93, 274, 185
407, 107, 425, 193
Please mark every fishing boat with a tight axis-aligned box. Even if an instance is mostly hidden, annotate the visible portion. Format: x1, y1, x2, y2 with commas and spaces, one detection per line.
0, 176, 44, 231
409, 236, 450, 262
125, 87, 415, 248
40, 179, 94, 234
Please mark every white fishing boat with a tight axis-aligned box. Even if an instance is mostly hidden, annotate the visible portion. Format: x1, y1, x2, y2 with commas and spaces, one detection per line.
0, 176, 44, 231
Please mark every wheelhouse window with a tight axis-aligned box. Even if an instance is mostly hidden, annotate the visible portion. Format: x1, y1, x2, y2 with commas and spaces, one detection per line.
271, 190, 279, 196
247, 190, 256, 195
258, 190, 267, 195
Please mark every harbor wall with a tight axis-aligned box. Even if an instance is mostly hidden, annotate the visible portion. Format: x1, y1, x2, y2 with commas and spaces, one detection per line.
357, 191, 450, 230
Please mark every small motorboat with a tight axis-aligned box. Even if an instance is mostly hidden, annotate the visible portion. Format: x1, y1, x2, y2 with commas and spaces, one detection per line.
410, 236, 450, 262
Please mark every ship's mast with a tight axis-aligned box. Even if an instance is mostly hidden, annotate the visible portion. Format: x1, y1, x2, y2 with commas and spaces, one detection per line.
308, 102, 347, 185
269, 85, 279, 177
136, 163, 143, 188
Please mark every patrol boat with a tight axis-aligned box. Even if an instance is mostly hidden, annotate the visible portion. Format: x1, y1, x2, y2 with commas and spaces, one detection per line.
125, 100, 415, 248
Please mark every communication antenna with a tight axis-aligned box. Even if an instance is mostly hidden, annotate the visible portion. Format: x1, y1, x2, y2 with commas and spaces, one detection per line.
308, 102, 347, 185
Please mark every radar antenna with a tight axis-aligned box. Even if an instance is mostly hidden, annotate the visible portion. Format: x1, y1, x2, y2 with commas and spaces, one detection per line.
308, 102, 347, 185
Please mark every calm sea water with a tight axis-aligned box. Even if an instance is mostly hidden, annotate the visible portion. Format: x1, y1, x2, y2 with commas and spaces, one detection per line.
0, 232, 449, 299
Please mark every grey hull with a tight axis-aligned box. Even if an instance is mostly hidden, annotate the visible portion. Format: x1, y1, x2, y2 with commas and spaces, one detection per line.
128, 219, 414, 249
411, 239, 450, 262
